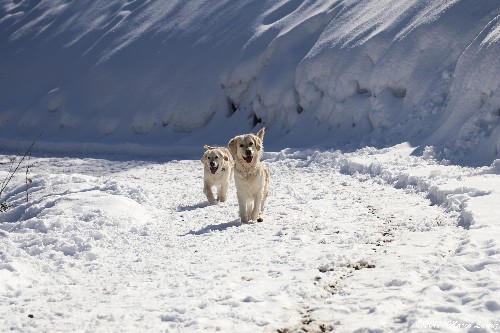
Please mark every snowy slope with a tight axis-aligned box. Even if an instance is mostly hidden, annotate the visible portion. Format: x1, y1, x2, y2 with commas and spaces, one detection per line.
1, 0, 500, 165
1, 2, 500, 331
1, 146, 499, 332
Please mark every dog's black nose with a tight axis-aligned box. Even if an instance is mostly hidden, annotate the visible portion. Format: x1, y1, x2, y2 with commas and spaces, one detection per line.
245, 149, 252, 156
210, 161, 216, 167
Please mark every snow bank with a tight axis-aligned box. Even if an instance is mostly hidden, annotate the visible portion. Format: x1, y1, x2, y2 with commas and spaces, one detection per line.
0, 170, 151, 259
268, 143, 499, 230
1, 0, 500, 165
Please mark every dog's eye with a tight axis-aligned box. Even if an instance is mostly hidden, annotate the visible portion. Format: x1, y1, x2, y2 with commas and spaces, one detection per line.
249, 142, 253, 146
207, 157, 211, 159
239, 144, 244, 148
215, 156, 218, 159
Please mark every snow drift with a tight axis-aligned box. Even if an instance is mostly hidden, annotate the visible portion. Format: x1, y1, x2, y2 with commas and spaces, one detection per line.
1, 0, 499, 165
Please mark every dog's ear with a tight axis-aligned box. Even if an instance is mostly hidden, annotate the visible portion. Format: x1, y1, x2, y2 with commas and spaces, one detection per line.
222, 147, 233, 162
254, 136, 263, 151
200, 151, 207, 164
215, 151, 228, 162
256, 127, 265, 141
228, 138, 237, 156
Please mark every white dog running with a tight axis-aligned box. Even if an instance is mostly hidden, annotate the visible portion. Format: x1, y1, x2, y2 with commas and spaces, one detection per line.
200, 145, 234, 204
228, 128, 269, 223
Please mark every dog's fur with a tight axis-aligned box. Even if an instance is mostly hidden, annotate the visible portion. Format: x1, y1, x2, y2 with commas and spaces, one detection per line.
228, 128, 269, 223
201, 145, 234, 204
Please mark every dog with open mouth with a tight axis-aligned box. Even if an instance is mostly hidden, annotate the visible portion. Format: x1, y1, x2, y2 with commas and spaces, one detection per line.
228, 128, 269, 223
200, 145, 234, 204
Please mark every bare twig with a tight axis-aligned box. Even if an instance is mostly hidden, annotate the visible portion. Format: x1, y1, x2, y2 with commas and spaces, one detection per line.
0, 138, 37, 209
25, 158, 33, 203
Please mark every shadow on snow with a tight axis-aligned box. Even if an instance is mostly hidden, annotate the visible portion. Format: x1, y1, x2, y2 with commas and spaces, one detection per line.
177, 202, 211, 212
181, 219, 241, 236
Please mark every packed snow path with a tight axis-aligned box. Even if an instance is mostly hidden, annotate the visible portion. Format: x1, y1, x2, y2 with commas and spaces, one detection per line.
1, 147, 499, 332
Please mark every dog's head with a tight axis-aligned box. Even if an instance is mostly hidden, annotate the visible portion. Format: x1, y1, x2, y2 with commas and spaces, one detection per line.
228, 128, 265, 164
201, 145, 229, 174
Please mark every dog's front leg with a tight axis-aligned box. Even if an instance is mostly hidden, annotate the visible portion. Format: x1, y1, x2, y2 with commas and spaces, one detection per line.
218, 183, 228, 202
237, 192, 249, 223
204, 181, 216, 204
251, 193, 263, 222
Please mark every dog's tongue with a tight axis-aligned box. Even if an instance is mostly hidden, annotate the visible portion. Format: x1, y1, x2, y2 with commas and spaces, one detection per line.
210, 167, 218, 174
244, 156, 253, 163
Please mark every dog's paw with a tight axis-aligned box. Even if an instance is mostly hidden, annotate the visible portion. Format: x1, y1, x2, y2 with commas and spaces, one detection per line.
243, 219, 262, 224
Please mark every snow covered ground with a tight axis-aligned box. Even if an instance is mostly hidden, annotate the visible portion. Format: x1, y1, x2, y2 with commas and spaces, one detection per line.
1, 0, 500, 331
1, 144, 499, 332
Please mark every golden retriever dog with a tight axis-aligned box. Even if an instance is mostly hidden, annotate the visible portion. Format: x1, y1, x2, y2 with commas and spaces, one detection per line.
201, 145, 234, 204
228, 128, 269, 223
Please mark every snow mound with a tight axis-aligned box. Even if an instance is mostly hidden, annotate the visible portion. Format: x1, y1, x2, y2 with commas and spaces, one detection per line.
0, 171, 151, 259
